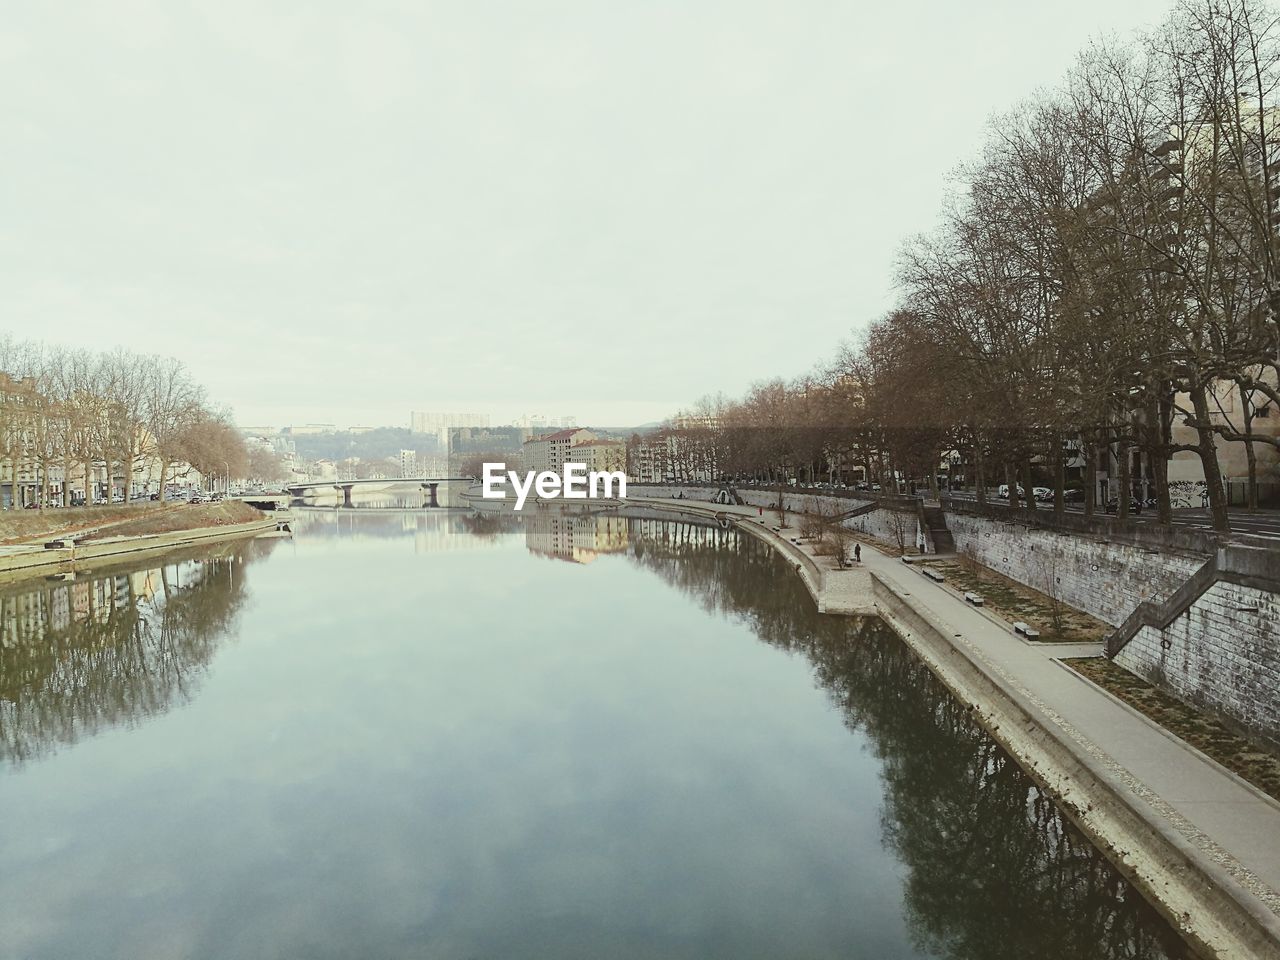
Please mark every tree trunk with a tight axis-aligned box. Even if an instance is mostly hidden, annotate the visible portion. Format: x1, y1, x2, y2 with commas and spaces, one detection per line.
975, 441, 987, 506
1117, 430, 1130, 522
1083, 439, 1097, 521
1022, 460, 1035, 513
1190, 383, 1231, 533
1053, 433, 1065, 518
1153, 394, 1172, 526
1239, 383, 1258, 512
1006, 463, 1020, 510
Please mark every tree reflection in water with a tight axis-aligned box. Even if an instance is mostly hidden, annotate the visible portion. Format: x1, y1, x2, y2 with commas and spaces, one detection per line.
0, 538, 277, 767
627, 518, 1195, 960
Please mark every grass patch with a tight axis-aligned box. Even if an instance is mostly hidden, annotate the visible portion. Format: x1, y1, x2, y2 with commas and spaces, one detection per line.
82, 502, 263, 539
0, 504, 165, 544
1066, 657, 1280, 802
0, 502, 262, 545
924, 558, 1108, 644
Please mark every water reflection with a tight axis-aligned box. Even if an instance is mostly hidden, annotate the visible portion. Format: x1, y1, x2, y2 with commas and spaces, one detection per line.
288, 506, 520, 550
627, 520, 1192, 960
291, 484, 465, 511
0, 539, 276, 766
0, 513, 1196, 959
525, 512, 629, 564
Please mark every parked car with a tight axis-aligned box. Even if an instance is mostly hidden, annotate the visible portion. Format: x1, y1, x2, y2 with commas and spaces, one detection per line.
996, 484, 1026, 499
1033, 486, 1053, 502
1063, 489, 1086, 503
1104, 497, 1143, 515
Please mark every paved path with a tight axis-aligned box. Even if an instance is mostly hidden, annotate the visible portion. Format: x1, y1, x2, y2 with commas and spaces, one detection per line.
865, 542, 1280, 907
633, 497, 1280, 934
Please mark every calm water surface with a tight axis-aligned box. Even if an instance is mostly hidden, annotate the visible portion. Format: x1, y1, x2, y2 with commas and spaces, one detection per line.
0, 508, 1194, 959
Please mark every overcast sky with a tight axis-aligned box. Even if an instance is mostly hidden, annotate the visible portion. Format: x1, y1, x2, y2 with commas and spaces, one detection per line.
2, 0, 1174, 429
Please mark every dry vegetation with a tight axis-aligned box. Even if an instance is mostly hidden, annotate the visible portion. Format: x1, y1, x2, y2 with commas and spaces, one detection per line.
1067, 658, 1280, 802
83, 502, 263, 540
923, 557, 1109, 644
0, 502, 263, 545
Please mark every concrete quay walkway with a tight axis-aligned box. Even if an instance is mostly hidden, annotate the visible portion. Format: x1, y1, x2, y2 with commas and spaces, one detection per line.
0, 516, 281, 582
627, 496, 1280, 958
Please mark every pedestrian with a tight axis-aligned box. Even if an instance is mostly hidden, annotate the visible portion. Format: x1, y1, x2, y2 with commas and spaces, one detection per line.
854, 543, 861, 564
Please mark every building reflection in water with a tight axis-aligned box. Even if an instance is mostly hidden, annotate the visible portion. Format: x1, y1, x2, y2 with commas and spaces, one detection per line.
0, 538, 277, 767
289, 505, 522, 553
524, 510, 629, 564
625, 519, 1194, 960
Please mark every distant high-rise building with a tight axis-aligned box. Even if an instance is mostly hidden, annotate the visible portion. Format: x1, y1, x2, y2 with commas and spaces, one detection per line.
285, 423, 338, 436
512, 414, 577, 430
410, 411, 490, 450
399, 449, 418, 478
410, 411, 489, 434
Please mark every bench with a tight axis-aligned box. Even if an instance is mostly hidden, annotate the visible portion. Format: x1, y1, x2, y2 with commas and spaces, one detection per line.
1012, 621, 1041, 639
963, 591, 984, 606
901, 555, 918, 564
922, 567, 945, 583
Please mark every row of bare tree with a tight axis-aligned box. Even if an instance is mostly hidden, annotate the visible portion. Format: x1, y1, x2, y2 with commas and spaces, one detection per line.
658, 0, 1280, 534
0, 335, 251, 507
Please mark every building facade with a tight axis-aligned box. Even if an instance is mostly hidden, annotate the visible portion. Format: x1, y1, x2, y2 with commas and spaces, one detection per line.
522, 428, 596, 473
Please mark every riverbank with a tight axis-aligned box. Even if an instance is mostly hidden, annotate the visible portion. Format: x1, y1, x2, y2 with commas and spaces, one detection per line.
0, 501, 263, 544
0, 503, 279, 582
623, 494, 1280, 960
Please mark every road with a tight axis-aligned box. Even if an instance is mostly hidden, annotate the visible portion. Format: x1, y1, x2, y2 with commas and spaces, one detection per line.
943, 491, 1280, 541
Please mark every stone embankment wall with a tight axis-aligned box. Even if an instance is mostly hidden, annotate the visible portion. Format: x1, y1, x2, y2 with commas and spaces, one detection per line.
945, 512, 1203, 627
946, 508, 1280, 747
627, 485, 926, 552
839, 505, 924, 550
1114, 578, 1280, 748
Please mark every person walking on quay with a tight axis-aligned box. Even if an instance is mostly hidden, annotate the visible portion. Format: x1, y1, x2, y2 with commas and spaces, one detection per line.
854, 543, 861, 564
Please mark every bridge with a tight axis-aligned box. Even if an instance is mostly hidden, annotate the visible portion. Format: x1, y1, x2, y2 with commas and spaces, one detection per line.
285, 477, 472, 508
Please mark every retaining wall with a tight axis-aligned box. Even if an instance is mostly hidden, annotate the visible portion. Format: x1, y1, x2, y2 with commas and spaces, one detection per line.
628, 485, 927, 552
945, 512, 1204, 628
1113, 572, 1280, 750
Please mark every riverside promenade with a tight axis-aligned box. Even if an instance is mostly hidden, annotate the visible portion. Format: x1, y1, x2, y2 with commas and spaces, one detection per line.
0, 514, 281, 581
625, 495, 1280, 960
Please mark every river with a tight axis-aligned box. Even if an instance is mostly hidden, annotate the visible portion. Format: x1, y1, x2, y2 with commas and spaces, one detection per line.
0, 507, 1195, 959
